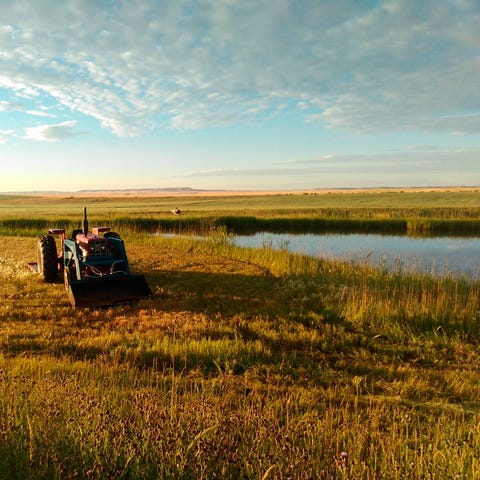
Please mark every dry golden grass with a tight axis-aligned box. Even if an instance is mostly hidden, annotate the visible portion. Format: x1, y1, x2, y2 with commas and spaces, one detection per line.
0, 232, 479, 478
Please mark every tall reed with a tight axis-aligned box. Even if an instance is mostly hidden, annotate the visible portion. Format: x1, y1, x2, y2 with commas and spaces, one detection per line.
3, 214, 479, 236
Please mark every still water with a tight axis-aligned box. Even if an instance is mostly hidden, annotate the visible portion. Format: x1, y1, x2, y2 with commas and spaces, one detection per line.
233, 233, 480, 280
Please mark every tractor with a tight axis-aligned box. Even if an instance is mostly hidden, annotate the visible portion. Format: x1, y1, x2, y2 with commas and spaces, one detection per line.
33, 207, 151, 307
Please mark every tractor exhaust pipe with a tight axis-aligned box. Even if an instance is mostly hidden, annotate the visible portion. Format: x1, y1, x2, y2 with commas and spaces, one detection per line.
83, 206, 89, 235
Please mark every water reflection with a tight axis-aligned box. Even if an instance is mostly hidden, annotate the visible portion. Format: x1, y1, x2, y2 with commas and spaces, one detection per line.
233, 232, 480, 280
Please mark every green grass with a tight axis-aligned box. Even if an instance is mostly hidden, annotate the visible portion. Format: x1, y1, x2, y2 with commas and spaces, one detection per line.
1, 191, 480, 237
1, 190, 480, 218
2, 215, 480, 237
0, 232, 479, 479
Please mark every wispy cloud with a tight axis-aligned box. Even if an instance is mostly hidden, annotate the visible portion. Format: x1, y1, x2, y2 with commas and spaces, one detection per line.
0, 100, 23, 111
180, 150, 480, 180
0, 129, 15, 144
26, 109, 56, 118
172, 149, 480, 189
23, 120, 83, 141
0, 0, 478, 137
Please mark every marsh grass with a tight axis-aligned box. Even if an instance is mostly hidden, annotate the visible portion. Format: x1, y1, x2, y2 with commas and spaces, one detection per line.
3, 215, 480, 238
0, 232, 479, 478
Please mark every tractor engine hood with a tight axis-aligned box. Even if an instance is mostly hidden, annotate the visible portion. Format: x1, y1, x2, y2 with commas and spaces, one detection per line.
75, 233, 109, 257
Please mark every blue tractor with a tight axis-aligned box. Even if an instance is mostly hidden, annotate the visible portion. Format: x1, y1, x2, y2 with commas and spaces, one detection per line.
36, 207, 151, 307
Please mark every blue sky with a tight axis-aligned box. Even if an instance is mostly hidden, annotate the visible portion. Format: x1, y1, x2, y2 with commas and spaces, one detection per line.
0, 0, 479, 192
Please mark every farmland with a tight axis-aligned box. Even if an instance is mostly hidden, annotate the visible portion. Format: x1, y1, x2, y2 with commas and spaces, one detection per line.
0, 190, 480, 479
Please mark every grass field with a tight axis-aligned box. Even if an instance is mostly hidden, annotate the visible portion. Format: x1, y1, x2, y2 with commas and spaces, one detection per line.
0, 191, 480, 478
1, 190, 480, 237
1, 188, 480, 218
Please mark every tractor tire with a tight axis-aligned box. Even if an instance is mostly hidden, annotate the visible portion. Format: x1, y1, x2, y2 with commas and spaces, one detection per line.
37, 235, 58, 282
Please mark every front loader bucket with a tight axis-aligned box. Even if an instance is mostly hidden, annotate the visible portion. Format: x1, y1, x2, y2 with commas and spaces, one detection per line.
67, 274, 152, 308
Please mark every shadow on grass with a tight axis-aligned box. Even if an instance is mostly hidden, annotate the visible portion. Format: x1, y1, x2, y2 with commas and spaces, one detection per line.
147, 269, 290, 317
5, 265, 476, 385
2, 268, 349, 379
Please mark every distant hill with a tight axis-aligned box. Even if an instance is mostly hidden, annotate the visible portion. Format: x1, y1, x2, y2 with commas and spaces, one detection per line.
1, 186, 478, 197
0, 187, 222, 196
73, 187, 227, 196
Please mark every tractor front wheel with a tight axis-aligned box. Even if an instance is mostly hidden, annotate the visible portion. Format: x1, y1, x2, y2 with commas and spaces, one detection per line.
37, 235, 58, 282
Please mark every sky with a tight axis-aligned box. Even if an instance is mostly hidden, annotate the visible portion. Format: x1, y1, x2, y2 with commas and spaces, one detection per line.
0, 0, 479, 192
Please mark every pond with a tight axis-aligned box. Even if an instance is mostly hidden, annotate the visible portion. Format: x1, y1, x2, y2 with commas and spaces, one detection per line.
232, 232, 480, 280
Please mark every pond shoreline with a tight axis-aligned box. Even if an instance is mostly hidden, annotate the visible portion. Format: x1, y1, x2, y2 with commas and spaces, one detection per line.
232, 232, 480, 281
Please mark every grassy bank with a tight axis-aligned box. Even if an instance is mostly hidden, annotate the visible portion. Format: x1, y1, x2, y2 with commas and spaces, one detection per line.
0, 233, 479, 479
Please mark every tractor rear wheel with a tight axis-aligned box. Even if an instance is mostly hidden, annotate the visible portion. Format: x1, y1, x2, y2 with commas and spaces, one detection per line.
37, 235, 58, 282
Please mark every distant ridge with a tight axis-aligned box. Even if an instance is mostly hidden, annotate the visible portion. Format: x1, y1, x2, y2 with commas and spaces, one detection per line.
0, 187, 221, 195
1, 186, 478, 196
75, 187, 213, 195
77, 187, 199, 192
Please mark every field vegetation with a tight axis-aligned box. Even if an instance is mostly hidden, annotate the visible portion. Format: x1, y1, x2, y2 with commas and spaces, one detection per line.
0, 191, 479, 478
1, 190, 480, 237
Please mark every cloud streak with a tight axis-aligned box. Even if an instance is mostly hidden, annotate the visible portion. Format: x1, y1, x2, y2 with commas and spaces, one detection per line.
175, 150, 480, 190
23, 120, 83, 142
0, 0, 478, 138
0, 100, 23, 111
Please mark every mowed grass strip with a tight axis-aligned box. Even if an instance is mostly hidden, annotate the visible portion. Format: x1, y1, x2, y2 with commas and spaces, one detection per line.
0, 234, 479, 479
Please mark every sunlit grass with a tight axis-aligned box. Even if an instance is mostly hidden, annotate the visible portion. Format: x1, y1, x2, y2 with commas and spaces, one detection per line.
0, 232, 479, 478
